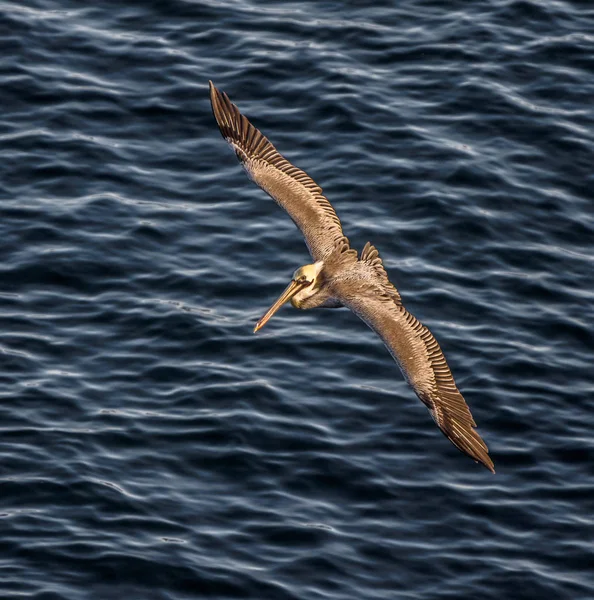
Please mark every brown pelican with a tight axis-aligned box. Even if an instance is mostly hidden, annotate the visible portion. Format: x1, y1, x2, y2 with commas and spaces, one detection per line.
209, 81, 495, 473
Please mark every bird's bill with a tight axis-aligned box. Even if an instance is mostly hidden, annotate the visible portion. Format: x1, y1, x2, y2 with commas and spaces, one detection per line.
254, 279, 306, 332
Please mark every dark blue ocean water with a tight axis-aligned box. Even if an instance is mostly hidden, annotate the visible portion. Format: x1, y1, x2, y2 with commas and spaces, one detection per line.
1, 1, 593, 598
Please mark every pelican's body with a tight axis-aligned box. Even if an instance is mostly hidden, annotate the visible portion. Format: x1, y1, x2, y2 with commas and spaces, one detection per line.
210, 81, 495, 473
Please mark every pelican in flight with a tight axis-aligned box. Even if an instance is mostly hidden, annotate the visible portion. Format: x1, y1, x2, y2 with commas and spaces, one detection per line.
209, 81, 494, 473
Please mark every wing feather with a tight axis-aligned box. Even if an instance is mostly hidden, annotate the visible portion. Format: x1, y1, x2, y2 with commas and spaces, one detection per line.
209, 81, 346, 261
332, 256, 494, 473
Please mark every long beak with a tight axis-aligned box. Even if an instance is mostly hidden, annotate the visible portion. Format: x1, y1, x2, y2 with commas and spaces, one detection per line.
254, 280, 306, 333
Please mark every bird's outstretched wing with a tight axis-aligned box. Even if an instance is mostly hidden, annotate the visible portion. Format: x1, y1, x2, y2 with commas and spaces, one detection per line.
333, 244, 494, 473
209, 81, 346, 261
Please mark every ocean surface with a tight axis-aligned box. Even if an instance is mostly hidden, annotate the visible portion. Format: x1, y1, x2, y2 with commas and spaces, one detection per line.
1, 1, 593, 598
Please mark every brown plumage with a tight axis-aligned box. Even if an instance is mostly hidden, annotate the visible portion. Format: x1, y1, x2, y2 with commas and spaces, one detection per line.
209, 81, 495, 473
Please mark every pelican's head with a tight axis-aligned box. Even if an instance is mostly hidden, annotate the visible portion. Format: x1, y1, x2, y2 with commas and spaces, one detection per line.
254, 261, 323, 332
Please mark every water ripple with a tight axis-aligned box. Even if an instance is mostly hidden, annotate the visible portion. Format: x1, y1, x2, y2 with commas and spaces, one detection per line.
1, 0, 592, 598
